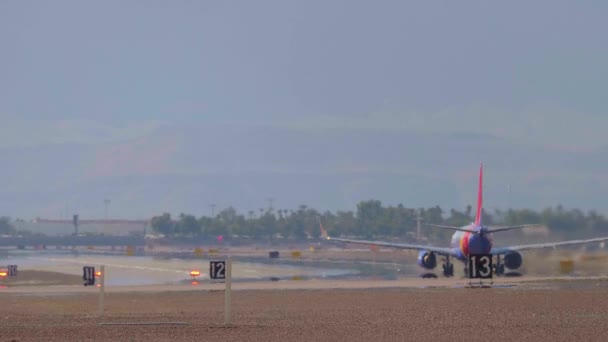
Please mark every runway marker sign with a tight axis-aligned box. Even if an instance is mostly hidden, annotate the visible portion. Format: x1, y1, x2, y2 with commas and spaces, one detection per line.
468, 254, 493, 279
209, 261, 226, 280
7, 265, 17, 277
83, 266, 95, 286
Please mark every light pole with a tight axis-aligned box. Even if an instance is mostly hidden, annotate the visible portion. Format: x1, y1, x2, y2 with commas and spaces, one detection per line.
104, 199, 111, 220
416, 208, 422, 241
209, 204, 216, 217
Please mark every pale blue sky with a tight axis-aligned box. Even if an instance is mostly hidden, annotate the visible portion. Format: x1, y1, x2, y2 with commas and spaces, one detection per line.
1, 1, 608, 218
2, 1, 607, 132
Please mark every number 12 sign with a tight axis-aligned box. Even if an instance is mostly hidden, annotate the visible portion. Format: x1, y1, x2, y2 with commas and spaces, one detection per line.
209, 261, 226, 280
468, 254, 493, 279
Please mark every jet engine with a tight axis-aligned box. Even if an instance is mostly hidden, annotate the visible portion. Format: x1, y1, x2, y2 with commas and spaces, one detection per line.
417, 250, 437, 269
504, 251, 523, 269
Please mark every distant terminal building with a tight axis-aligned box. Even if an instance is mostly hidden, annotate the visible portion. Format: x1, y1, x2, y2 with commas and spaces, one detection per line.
17, 219, 149, 236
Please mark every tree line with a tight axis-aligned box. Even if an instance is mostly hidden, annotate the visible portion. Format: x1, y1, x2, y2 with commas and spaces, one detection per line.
149, 201, 608, 242
0, 217, 15, 235
2, 202, 605, 241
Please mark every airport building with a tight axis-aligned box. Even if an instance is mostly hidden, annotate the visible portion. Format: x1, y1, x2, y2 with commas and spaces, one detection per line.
15, 219, 148, 236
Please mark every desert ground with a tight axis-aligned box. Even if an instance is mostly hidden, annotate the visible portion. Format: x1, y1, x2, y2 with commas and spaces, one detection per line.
2, 280, 608, 341
1, 246, 608, 341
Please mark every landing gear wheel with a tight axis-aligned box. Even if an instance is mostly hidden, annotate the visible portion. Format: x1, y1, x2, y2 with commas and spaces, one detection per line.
442, 258, 454, 277
495, 264, 505, 276
494, 255, 505, 276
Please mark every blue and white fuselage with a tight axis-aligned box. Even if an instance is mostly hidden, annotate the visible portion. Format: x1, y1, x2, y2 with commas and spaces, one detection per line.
450, 225, 494, 261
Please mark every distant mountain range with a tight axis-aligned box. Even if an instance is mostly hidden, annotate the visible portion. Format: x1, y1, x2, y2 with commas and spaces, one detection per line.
3, 123, 608, 219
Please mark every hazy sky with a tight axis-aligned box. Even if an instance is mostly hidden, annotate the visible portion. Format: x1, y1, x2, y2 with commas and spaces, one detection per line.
2, 1, 608, 218
2, 1, 607, 147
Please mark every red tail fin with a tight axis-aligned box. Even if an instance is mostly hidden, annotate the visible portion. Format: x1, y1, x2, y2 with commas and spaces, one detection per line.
474, 163, 483, 226
318, 218, 329, 239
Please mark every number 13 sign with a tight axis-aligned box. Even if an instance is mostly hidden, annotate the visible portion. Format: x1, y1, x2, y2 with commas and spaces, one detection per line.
468, 254, 493, 279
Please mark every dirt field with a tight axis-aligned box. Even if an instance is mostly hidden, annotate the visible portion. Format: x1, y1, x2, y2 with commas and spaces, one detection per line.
3, 281, 608, 342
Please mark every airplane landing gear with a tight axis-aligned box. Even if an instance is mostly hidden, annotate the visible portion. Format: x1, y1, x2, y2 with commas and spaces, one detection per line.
495, 255, 505, 276
442, 256, 454, 277
495, 264, 505, 276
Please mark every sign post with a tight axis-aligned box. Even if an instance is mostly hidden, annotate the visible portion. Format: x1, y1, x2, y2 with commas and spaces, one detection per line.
99, 265, 105, 317
73, 214, 79, 235
224, 257, 232, 326
209, 259, 231, 325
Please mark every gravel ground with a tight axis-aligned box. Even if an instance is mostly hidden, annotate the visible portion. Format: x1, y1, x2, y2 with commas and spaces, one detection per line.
2, 284, 608, 341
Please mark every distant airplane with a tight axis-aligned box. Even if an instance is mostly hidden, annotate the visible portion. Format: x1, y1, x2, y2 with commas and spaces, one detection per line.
320, 164, 608, 277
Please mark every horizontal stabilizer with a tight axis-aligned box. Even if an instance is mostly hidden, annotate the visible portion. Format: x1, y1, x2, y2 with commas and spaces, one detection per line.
487, 224, 540, 233
425, 224, 477, 233
426, 223, 540, 234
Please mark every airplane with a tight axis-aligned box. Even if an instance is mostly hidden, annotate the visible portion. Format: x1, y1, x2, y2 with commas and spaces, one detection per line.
319, 164, 608, 277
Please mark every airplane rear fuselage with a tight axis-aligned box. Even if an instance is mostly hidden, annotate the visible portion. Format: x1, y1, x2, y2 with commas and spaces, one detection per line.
450, 225, 494, 260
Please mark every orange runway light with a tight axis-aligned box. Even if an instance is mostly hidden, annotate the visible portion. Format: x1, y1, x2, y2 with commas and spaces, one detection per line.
95, 271, 102, 277
190, 270, 201, 277
0, 272, 6, 277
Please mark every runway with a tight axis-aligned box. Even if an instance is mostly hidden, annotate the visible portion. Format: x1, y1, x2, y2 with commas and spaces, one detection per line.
2, 248, 607, 293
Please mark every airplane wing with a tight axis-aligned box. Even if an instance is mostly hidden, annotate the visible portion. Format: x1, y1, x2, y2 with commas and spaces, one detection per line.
322, 236, 459, 256
491, 236, 608, 254
319, 220, 458, 256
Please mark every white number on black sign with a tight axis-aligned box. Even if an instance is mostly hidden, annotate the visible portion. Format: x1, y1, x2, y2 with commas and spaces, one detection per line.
209, 261, 226, 280
7, 265, 17, 277
83, 266, 95, 286
468, 254, 493, 279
